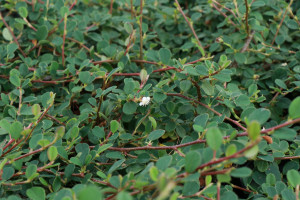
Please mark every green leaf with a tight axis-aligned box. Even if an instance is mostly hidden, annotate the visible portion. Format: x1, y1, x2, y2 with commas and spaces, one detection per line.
0, 119, 10, 133
79, 71, 90, 84
97, 144, 113, 154
149, 166, 159, 181
124, 79, 135, 94
266, 173, 276, 185
225, 144, 237, 157
235, 94, 250, 107
201, 80, 214, 96
289, 97, 300, 119
275, 79, 287, 89
251, 0, 265, 8
110, 120, 119, 134
234, 53, 246, 64
139, 69, 148, 83
147, 129, 165, 141
123, 101, 137, 115
244, 145, 259, 158
185, 151, 201, 173
275, 35, 285, 45
7, 43, 19, 56
206, 127, 223, 151
18, 7, 28, 18
31, 104, 41, 117
9, 121, 23, 140
149, 116, 157, 129
287, 169, 300, 187
281, 188, 296, 200
273, 128, 297, 141
26, 187, 45, 200
56, 126, 65, 138
217, 174, 231, 183
108, 159, 125, 174
36, 25, 48, 41
69, 126, 79, 139
124, 22, 133, 34
26, 164, 37, 180
286, 19, 298, 29
9, 74, 21, 87
153, 92, 167, 102
247, 108, 270, 125
60, 7, 69, 17
116, 191, 133, 200
182, 181, 199, 196
47, 146, 58, 162
78, 185, 103, 200
156, 155, 172, 171
180, 80, 192, 92
3, 28, 13, 41
231, 167, 252, 178
2, 167, 15, 181
247, 121, 260, 141
220, 191, 238, 200
166, 102, 175, 113
158, 48, 171, 65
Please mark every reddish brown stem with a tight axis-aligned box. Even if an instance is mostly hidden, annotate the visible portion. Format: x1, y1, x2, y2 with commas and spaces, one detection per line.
139, 0, 144, 62
174, 0, 204, 52
87, 117, 300, 152
217, 182, 220, 200
47, 0, 77, 38
167, 93, 247, 130
200, 169, 231, 176
45, 114, 66, 126
3, 139, 15, 151
274, 155, 300, 160
196, 139, 261, 170
62, 13, 67, 67
241, 31, 255, 52
232, 184, 254, 193
109, 0, 114, 14
271, 0, 294, 45
1, 104, 52, 157
212, 0, 238, 19
212, 3, 237, 28
0, 12, 27, 57
244, 0, 249, 36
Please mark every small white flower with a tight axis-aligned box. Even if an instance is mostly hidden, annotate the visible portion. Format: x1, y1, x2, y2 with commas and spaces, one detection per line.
281, 63, 287, 66
139, 97, 151, 106
262, 127, 265, 131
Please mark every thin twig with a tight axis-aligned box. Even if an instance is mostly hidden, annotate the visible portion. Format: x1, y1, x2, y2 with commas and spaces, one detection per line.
274, 155, 300, 160
241, 31, 255, 52
47, 0, 77, 38
109, 0, 114, 14
45, 114, 66, 126
167, 93, 247, 130
271, 0, 294, 45
62, 13, 67, 67
212, 0, 238, 19
95, 117, 300, 152
139, 0, 144, 63
0, 12, 27, 57
211, 3, 237, 28
244, 0, 249, 37
174, 0, 204, 52
231, 184, 254, 193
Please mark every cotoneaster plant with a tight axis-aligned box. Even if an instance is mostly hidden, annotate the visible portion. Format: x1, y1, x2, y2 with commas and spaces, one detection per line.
0, 0, 300, 200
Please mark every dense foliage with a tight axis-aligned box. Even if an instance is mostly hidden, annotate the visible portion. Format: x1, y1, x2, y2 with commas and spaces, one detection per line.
0, 0, 300, 199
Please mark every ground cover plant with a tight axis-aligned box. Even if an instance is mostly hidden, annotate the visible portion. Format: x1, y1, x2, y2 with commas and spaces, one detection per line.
0, 0, 300, 199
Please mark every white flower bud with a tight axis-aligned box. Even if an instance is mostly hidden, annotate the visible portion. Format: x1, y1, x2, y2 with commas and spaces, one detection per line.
139, 97, 151, 106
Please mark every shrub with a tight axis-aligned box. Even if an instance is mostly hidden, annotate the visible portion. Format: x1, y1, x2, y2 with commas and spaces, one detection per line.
0, 0, 300, 199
